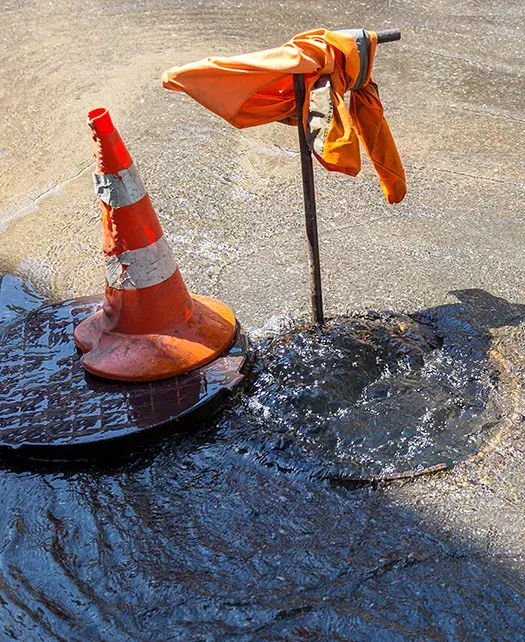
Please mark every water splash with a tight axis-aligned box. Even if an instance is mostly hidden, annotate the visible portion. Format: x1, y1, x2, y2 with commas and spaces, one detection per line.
214, 308, 505, 479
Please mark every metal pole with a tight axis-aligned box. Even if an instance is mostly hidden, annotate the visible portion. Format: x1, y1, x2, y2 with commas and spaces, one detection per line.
293, 73, 324, 325
376, 28, 401, 44
293, 28, 400, 325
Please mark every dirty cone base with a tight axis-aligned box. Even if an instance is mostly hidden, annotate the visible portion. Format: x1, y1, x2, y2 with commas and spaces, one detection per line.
0, 296, 247, 460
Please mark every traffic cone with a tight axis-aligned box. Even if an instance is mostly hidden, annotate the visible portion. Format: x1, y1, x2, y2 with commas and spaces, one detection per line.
74, 108, 237, 382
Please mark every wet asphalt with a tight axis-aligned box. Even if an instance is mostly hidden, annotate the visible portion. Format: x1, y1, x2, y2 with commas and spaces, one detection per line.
0, 0, 524, 639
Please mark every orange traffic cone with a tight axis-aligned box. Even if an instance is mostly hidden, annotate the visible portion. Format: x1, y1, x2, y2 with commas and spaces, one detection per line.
74, 108, 237, 382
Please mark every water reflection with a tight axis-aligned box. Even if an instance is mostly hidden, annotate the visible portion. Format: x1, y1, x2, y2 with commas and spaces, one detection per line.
0, 431, 523, 640
1, 275, 517, 476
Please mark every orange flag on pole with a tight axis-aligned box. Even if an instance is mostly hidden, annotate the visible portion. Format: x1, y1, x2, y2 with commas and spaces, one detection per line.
162, 28, 406, 204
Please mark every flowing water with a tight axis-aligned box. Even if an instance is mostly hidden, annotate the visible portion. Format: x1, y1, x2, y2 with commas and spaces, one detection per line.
0, 274, 523, 640
222, 310, 502, 480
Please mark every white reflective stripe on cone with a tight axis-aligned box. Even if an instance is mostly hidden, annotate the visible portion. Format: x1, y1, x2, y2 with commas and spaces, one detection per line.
105, 235, 178, 290
93, 163, 147, 208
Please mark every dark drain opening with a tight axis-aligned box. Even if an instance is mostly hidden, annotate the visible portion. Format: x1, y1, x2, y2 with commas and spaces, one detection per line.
213, 290, 521, 480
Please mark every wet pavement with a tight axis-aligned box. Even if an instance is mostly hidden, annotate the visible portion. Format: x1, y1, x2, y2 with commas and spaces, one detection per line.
1, 1, 524, 639
0, 280, 524, 641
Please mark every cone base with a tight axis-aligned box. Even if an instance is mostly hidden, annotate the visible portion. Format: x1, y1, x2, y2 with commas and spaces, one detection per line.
74, 294, 237, 382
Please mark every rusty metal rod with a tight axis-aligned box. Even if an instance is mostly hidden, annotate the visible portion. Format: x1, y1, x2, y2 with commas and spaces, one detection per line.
294, 28, 400, 325
376, 28, 401, 43
294, 73, 324, 325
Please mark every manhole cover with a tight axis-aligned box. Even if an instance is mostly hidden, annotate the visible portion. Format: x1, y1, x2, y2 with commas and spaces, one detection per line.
0, 292, 247, 460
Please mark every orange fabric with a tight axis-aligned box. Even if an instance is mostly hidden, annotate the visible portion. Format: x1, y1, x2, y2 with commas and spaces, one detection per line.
162, 28, 406, 203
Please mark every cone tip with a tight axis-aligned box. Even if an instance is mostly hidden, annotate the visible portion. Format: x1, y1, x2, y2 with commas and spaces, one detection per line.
88, 108, 115, 137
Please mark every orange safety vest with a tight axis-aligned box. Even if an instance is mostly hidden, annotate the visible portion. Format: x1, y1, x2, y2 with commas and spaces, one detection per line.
162, 28, 406, 204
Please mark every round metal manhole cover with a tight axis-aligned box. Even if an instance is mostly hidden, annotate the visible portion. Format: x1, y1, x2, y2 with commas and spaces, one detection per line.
0, 294, 247, 460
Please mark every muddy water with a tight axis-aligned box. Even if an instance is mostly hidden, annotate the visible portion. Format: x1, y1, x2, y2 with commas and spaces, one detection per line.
0, 275, 524, 639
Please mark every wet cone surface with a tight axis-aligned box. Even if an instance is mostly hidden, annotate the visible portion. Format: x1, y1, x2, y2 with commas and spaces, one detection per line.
74, 108, 236, 381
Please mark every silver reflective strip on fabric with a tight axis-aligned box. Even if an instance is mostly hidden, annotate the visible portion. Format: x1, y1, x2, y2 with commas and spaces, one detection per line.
306, 75, 333, 157
105, 235, 178, 290
93, 164, 147, 208
339, 29, 370, 89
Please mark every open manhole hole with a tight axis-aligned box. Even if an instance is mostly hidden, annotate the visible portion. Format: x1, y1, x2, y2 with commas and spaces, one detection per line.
215, 291, 521, 481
